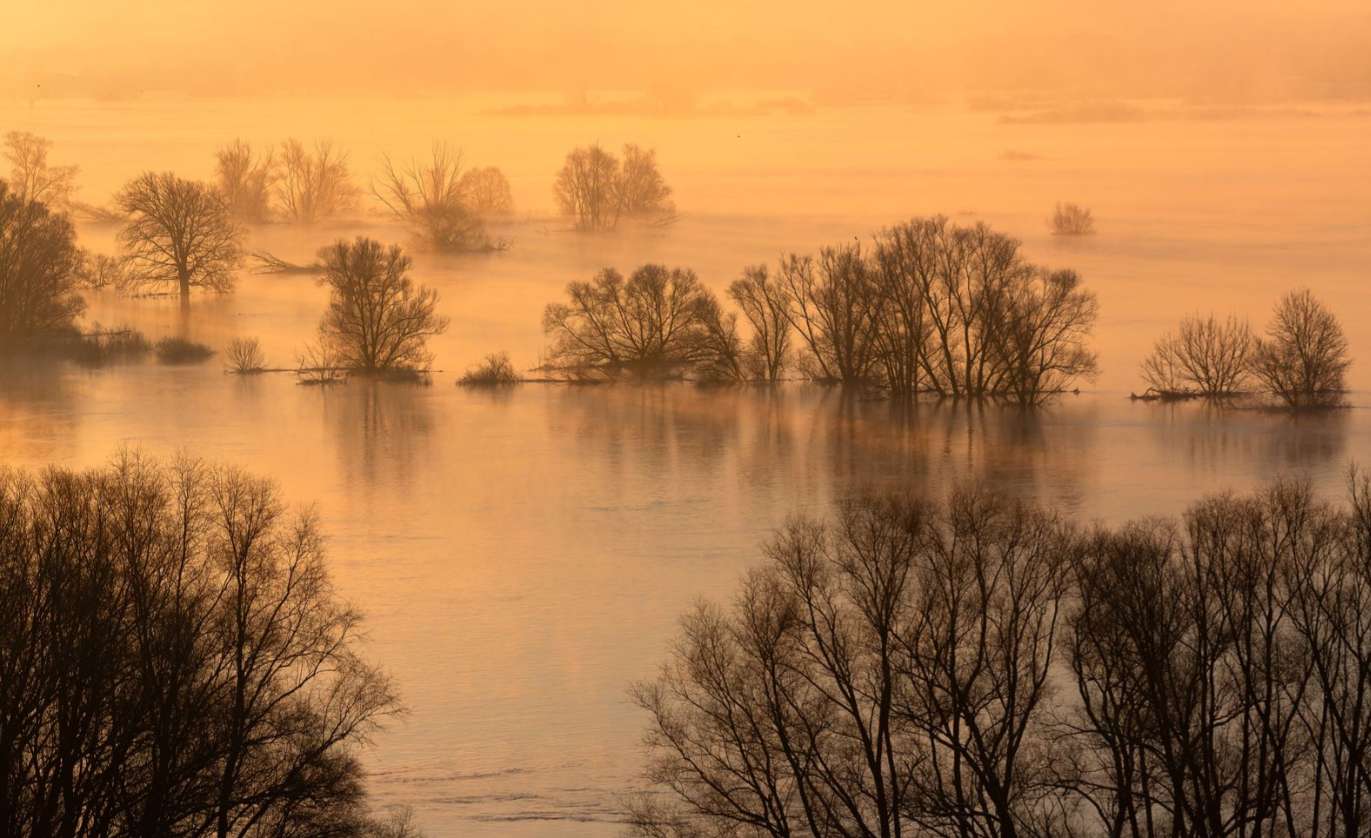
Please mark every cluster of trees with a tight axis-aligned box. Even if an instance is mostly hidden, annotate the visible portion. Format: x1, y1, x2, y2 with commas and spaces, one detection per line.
217, 139, 513, 245
633, 473, 1371, 838
542, 216, 1100, 404
0, 453, 415, 838
553, 143, 673, 231
214, 138, 358, 225
1141, 289, 1351, 407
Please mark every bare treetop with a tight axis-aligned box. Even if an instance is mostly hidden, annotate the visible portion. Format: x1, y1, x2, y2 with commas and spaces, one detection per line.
116, 171, 244, 299
3, 131, 79, 209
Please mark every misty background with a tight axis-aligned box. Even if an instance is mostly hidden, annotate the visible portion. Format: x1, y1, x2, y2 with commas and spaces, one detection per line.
5, 0, 1371, 104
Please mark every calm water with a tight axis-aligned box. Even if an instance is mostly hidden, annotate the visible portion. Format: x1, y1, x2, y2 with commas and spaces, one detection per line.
1, 96, 1369, 836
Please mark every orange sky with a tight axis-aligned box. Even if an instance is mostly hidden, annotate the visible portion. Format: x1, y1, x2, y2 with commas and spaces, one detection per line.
3, 0, 1370, 101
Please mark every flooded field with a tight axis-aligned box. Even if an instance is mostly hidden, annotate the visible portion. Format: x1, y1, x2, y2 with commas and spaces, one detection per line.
1, 95, 1370, 836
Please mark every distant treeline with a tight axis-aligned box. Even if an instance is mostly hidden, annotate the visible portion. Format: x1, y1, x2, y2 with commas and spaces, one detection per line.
633, 472, 1371, 838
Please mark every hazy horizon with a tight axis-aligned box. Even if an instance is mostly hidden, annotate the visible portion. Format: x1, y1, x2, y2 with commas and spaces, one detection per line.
6, 0, 1371, 103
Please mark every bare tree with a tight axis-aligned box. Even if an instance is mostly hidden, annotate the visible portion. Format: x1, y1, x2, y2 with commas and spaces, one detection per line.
3, 131, 79, 209
631, 486, 1075, 838
542, 264, 722, 379
1250, 289, 1351, 408
215, 139, 277, 223
778, 243, 881, 383
0, 452, 402, 838
616, 144, 673, 215
0, 180, 86, 341
456, 166, 514, 215
116, 172, 244, 300
1049, 202, 1095, 236
316, 237, 450, 372
553, 144, 621, 231
276, 139, 358, 224
373, 144, 499, 251
983, 266, 1099, 404
728, 265, 792, 381
1140, 313, 1253, 397
553, 143, 674, 231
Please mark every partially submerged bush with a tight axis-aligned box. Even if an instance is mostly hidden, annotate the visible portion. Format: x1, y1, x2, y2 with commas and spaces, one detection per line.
1140, 313, 1253, 397
154, 336, 214, 364
215, 138, 277, 223
457, 166, 514, 215
458, 351, 522, 385
1252, 289, 1350, 408
373, 145, 507, 251
276, 138, 358, 224
225, 336, 267, 374
1049, 201, 1095, 235
295, 340, 347, 385
73, 325, 152, 365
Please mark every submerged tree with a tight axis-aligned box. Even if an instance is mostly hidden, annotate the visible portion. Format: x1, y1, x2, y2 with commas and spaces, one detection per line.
728, 265, 792, 381
116, 172, 244, 299
316, 237, 450, 372
0, 452, 403, 838
1251, 288, 1350, 408
373, 145, 500, 251
277, 138, 358, 224
3, 131, 79, 209
541, 263, 723, 379
1049, 201, 1095, 235
456, 166, 514, 215
553, 143, 672, 231
0, 181, 86, 342
215, 138, 277, 223
1140, 313, 1254, 396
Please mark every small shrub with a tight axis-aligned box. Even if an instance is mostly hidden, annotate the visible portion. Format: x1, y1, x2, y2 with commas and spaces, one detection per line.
70, 323, 152, 366
1049, 201, 1095, 235
155, 336, 215, 364
458, 352, 521, 386
225, 336, 267, 374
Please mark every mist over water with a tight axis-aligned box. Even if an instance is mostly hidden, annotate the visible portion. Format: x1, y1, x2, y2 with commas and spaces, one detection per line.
2, 94, 1370, 836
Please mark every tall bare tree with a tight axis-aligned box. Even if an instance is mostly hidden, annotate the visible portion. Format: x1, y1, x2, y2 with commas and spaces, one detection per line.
729, 265, 793, 381
116, 172, 244, 300
276, 139, 358, 224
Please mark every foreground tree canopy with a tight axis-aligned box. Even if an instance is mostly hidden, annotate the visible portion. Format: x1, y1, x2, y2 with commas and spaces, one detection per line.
633, 473, 1371, 838
0, 180, 85, 342
116, 172, 244, 299
541, 216, 1099, 403
0, 453, 404, 838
